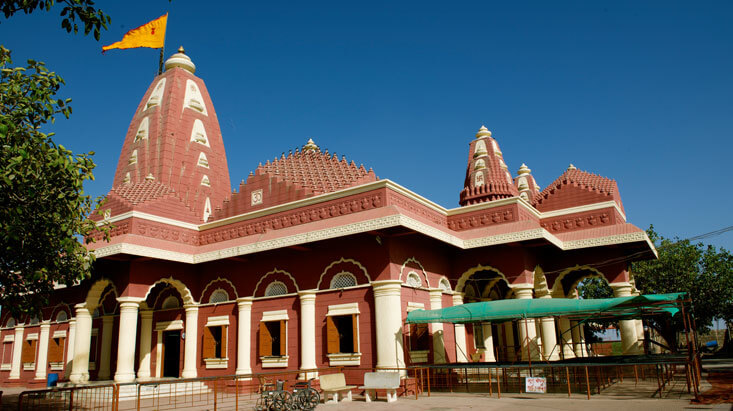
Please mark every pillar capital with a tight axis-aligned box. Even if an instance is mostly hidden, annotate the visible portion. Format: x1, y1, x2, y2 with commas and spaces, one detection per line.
236, 296, 254, 308
452, 292, 465, 305
140, 310, 154, 319
428, 288, 443, 302
183, 303, 199, 312
371, 280, 402, 297
117, 296, 144, 309
610, 282, 633, 297
40, 320, 51, 328
297, 289, 318, 301
513, 284, 534, 299
74, 302, 91, 313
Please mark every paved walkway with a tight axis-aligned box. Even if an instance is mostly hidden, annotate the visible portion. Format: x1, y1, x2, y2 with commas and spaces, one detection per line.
2, 358, 731, 410
321, 392, 730, 410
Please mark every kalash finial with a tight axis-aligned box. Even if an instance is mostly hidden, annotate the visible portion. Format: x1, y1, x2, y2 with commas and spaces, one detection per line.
567, 164, 576, 171
475, 125, 492, 139
164, 45, 196, 73
518, 163, 531, 175
303, 138, 319, 152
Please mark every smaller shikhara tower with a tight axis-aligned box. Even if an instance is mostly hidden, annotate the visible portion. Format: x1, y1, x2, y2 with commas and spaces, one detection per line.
110, 47, 231, 222
459, 126, 518, 206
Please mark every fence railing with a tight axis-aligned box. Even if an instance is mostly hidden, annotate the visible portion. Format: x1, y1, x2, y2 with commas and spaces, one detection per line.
18, 383, 119, 411
15, 357, 697, 410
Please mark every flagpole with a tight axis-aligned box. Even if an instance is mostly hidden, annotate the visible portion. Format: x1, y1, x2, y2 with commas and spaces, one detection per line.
157, 12, 169, 75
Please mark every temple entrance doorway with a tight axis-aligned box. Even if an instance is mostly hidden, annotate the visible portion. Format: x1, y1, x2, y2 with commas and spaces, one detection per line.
162, 330, 180, 378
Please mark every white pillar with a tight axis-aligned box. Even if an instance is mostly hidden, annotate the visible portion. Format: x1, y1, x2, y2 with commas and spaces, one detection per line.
429, 289, 446, 363
137, 310, 153, 380
236, 297, 253, 376
514, 286, 541, 361
70, 303, 92, 383
570, 320, 586, 357
557, 317, 575, 359
452, 293, 468, 363
371, 280, 405, 373
481, 323, 496, 362
611, 283, 640, 355
182, 304, 199, 378
98, 316, 114, 380
64, 319, 76, 379
538, 295, 560, 361
635, 320, 645, 353
114, 298, 141, 383
9, 324, 25, 379
578, 323, 588, 357
34, 321, 51, 380
298, 290, 317, 379
504, 322, 516, 361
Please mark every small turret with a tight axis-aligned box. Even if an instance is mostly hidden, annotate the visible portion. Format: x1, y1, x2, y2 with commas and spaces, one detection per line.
514, 163, 540, 203
459, 126, 519, 206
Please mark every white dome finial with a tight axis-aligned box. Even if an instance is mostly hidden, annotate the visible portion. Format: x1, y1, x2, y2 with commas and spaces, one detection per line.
475, 125, 492, 139
567, 164, 576, 171
164, 46, 196, 73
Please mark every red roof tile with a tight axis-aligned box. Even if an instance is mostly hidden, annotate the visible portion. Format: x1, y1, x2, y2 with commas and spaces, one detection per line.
534, 168, 624, 212
256, 148, 376, 196
110, 181, 176, 205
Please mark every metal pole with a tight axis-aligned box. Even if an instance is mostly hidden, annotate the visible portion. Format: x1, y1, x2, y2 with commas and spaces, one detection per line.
566, 367, 571, 398
584, 366, 591, 400
496, 367, 501, 399
488, 367, 492, 397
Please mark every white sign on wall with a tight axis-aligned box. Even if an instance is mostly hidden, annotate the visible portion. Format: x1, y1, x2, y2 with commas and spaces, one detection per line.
525, 377, 547, 393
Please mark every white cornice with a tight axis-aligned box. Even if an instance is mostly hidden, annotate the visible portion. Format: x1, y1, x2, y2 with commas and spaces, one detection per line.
98, 179, 623, 234
92, 212, 654, 264
92, 243, 194, 263
98, 211, 200, 231
538, 201, 626, 222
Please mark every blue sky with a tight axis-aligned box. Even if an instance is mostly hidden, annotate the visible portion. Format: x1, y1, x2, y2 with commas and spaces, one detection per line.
2, 1, 732, 250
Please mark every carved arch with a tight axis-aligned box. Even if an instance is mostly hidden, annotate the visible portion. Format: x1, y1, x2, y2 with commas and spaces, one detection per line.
316, 258, 371, 290
253, 268, 298, 297
200, 277, 238, 302
455, 264, 511, 294
550, 265, 607, 298
399, 257, 430, 288
85, 278, 118, 311
142, 277, 196, 305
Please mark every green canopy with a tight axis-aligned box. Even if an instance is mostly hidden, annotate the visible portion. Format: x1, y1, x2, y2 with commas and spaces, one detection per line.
405, 293, 685, 324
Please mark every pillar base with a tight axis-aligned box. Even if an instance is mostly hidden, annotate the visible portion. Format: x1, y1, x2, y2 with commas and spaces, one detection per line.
114, 372, 136, 383
69, 373, 89, 384
298, 370, 319, 380
182, 370, 197, 379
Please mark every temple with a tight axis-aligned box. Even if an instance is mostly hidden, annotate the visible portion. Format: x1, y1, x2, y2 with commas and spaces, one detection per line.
0, 49, 656, 386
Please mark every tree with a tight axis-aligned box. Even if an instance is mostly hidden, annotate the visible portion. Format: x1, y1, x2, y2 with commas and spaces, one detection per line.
631, 226, 733, 335
577, 277, 615, 344
1, 0, 110, 40
0, 0, 111, 318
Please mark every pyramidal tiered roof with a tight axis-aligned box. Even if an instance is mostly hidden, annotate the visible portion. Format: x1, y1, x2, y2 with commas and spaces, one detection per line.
534, 165, 624, 213
212, 139, 377, 220
255, 139, 376, 196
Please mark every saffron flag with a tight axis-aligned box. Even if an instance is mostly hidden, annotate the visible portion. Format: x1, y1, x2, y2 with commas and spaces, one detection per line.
102, 13, 167, 52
